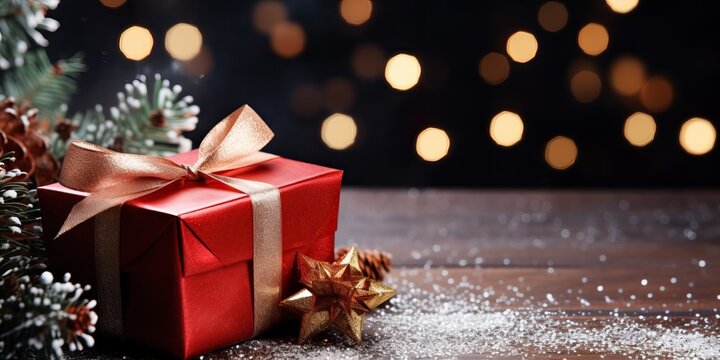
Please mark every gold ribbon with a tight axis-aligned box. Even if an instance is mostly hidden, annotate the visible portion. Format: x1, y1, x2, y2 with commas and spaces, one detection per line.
57, 105, 282, 338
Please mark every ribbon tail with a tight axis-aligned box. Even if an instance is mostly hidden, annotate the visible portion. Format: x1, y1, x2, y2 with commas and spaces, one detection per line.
205, 173, 283, 336
55, 179, 174, 239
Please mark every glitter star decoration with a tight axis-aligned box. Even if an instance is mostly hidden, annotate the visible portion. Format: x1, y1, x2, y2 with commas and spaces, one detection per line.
279, 246, 397, 343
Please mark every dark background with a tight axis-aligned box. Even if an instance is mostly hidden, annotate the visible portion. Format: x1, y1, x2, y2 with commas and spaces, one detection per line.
45, 0, 720, 187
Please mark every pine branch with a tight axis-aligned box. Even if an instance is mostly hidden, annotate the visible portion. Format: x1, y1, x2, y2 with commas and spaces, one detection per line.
0, 272, 97, 359
0, 50, 85, 123
0, 151, 44, 276
117, 74, 199, 156
52, 74, 200, 159
0, 0, 60, 69
0, 152, 96, 359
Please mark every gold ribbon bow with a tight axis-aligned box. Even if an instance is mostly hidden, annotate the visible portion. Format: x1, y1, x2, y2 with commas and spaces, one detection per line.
56, 105, 283, 338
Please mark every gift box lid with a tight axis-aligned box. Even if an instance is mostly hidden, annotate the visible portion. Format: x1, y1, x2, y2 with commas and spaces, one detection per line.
40, 150, 342, 277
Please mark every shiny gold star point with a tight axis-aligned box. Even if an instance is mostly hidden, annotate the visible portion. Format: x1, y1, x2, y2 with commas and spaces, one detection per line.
280, 246, 397, 343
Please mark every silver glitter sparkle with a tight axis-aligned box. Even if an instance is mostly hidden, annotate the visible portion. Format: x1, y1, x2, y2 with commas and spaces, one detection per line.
210, 273, 720, 359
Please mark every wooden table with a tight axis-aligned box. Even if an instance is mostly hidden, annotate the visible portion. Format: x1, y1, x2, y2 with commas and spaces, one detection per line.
70, 189, 720, 359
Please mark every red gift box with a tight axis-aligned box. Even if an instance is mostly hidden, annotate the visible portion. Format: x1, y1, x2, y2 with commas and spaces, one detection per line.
39, 150, 342, 358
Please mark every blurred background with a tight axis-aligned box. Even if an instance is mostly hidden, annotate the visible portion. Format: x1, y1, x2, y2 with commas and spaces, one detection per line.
45, 0, 719, 187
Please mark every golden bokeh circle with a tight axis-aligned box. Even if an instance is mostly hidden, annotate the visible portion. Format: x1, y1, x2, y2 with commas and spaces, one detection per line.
340, 0, 373, 25
416, 127, 450, 162
606, 0, 639, 14
252, 0, 288, 34
321, 113, 358, 150
99, 0, 127, 8
479, 52, 511, 85
545, 136, 578, 170
624, 112, 656, 147
679, 118, 716, 155
640, 76, 673, 113
506, 31, 539, 63
538, 1, 568, 32
489, 111, 524, 147
270, 21, 306, 58
165, 23, 203, 61
578, 23, 609, 56
610, 56, 646, 96
385, 53, 422, 91
119, 26, 154, 61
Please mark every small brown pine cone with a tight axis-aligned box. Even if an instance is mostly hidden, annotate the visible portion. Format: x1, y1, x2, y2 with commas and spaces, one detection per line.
336, 247, 393, 281
149, 109, 166, 127
0, 98, 60, 185
65, 305, 93, 332
54, 118, 74, 141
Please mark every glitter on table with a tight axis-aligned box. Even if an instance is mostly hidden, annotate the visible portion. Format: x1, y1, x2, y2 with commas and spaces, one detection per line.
67, 190, 720, 359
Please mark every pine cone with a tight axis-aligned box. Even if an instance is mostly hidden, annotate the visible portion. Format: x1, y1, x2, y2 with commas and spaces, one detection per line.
65, 305, 94, 332
54, 118, 75, 141
149, 109, 166, 127
0, 98, 60, 185
336, 247, 393, 281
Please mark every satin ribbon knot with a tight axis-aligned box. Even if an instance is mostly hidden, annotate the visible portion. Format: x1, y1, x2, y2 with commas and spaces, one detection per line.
180, 164, 202, 181
56, 105, 278, 238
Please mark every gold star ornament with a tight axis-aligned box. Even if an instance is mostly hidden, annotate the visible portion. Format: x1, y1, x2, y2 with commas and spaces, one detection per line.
279, 246, 397, 343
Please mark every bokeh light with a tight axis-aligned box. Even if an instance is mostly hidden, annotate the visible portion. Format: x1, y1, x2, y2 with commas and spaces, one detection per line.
578, 23, 609, 56
340, 0, 373, 26
252, 0, 288, 34
640, 76, 673, 113
479, 52, 510, 85
506, 31, 538, 63
290, 84, 323, 118
538, 1, 568, 32
164, 23, 202, 61
416, 127, 450, 162
385, 53, 422, 91
489, 111, 524, 147
624, 112, 656, 147
119, 26, 153, 61
679, 117, 716, 155
610, 56, 646, 96
606, 0, 639, 14
270, 21, 306, 58
321, 113, 358, 150
323, 77, 355, 112
545, 136, 577, 170
99, 0, 126, 8
352, 44, 385, 80
571, 69, 602, 103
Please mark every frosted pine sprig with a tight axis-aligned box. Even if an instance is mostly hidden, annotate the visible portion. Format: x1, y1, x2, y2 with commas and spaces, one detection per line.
112, 74, 198, 156
0, 152, 42, 250
0, 153, 97, 359
0, 271, 97, 359
0, 152, 44, 284
51, 74, 199, 158
0, 0, 61, 70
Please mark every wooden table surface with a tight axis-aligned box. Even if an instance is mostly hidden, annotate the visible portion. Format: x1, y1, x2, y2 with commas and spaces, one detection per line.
70, 189, 720, 359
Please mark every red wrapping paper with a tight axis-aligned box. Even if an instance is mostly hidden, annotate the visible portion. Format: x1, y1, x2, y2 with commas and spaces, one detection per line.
39, 150, 342, 358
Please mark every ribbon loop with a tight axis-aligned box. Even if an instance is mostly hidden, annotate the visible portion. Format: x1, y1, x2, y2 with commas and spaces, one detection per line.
56, 105, 276, 237
194, 105, 275, 173
60, 141, 186, 192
